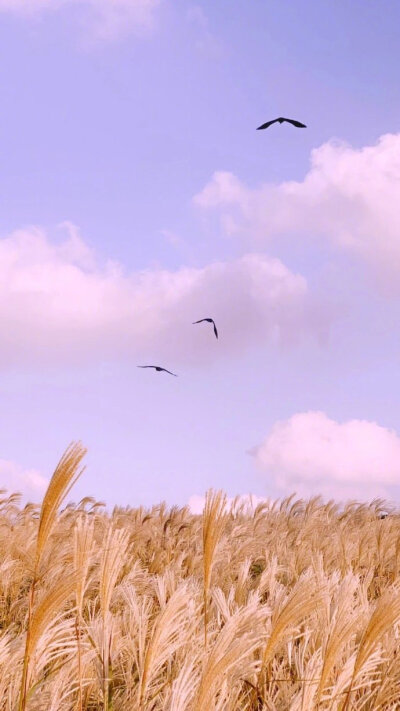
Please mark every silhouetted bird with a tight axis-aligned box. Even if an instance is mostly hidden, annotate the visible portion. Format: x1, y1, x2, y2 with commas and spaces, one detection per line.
257, 117, 307, 130
192, 318, 218, 339
137, 366, 178, 377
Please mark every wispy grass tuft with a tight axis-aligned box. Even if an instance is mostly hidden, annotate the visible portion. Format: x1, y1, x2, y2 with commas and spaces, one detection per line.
1, 471, 399, 709
18, 442, 86, 711
202, 489, 227, 649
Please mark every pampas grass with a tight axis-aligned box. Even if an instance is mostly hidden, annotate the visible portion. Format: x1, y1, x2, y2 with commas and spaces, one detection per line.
202, 489, 227, 649
1, 453, 400, 709
18, 442, 86, 711
73, 515, 95, 711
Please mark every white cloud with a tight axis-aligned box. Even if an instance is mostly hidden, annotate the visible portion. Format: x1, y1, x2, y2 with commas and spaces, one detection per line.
0, 0, 161, 42
251, 411, 400, 501
194, 133, 400, 289
0, 458, 48, 502
0, 223, 327, 369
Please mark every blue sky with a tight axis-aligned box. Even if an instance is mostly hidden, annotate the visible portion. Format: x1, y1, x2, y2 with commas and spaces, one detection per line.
1, 0, 400, 509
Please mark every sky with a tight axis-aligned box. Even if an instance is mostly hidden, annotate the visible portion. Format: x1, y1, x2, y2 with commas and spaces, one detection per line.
1, 0, 400, 509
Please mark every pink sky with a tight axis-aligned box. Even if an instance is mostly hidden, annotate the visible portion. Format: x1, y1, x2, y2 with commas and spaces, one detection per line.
1, 0, 400, 508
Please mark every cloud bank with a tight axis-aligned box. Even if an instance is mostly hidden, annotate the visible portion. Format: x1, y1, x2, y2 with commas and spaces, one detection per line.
251, 411, 400, 501
0, 224, 327, 369
0, 458, 48, 501
195, 133, 400, 289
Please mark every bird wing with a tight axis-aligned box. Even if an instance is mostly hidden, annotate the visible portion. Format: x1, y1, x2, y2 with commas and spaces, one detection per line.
192, 319, 206, 324
283, 118, 307, 128
137, 365, 155, 369
213, 322, 218, 339
161, 368, 178, 377
256, 118, 278, 130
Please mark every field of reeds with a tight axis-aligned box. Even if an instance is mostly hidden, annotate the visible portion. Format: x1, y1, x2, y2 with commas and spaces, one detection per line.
1, 443, 400, 710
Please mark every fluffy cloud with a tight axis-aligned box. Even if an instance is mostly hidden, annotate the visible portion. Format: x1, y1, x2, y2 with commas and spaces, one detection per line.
0, 458, 48, 502
194, 133, 400, 288
251, 411, 400, 501
0, 0, 161, 42
0, 224, 327, 369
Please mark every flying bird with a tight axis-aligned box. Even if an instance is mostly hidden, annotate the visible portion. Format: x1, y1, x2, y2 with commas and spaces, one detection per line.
137, 366, 178, 377
192, 318, 218, 339
257, 117, 307, 130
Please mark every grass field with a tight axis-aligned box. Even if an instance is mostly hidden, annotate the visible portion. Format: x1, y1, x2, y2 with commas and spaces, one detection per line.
1, 442, 400, 710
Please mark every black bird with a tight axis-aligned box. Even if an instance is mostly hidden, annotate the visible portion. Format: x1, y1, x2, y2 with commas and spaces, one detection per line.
257, 117, 307, 130
137, 365, 178, 377
192, 318, 218, 339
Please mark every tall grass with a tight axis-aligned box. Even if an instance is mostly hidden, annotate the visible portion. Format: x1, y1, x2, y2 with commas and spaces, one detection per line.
202, 489, 227, 649
1, 453, 400, 709
73, 514, 95, 711
18, 442, 86, 711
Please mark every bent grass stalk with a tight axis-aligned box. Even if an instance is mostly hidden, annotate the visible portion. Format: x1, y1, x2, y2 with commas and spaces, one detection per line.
3, 480, 400, 709
18, 442, 86, 711
341, 582, 400, 711
73, 515, 95, 711
99, 524, 129, 711
202, 490, 227, 649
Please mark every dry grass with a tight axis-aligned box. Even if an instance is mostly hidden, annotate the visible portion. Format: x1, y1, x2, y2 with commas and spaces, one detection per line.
1, 446, 400, 709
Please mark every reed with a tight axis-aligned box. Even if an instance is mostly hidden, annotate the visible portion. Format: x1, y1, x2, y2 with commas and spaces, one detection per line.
0, 471, 398, 709
18, 442, 86, 711
73, 515, 95, 711
98, 523, 129, 711
202, 489, 227, 649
